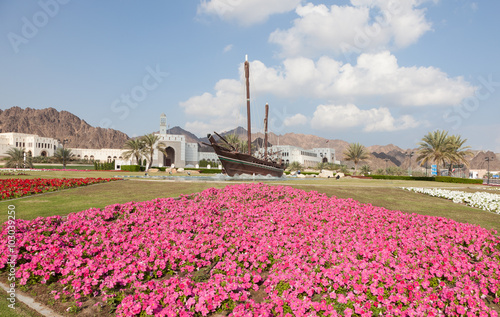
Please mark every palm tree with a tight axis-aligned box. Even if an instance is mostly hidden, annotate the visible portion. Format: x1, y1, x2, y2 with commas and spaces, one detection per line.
54, 148, 74, 169
288, 161, 303, 171
343, 143, 369, 173
416, 130, 453, 176
360, 165, 371, 175
141, 134, 161, 169
447, 134, 473, 175
221, 134, 241, 151
4, 148, 33, 168
122, 139, 145, 165
315, 162, 326, 171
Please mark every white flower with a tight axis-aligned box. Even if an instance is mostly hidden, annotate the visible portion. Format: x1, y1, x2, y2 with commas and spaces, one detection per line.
401, 187, 500, 215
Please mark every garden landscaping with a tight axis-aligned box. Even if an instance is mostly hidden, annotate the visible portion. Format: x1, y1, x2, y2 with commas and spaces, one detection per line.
0, 178, 121, 201
1, 183, 499, 316
402, 188, 500, 215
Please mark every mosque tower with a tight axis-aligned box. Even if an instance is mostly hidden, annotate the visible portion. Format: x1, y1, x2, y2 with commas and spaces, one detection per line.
160, 113, 167, 135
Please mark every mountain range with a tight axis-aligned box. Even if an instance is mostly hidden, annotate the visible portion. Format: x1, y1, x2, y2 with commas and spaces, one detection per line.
1, 107, 499, 170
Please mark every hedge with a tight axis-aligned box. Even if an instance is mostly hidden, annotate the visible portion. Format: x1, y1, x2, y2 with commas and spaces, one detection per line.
370, 175, 435, 181
284, 171, 320, 175
370, 175, 483, 184
94, 160, 115, 171
121, 165, 144, 172
434, 176, 483, 184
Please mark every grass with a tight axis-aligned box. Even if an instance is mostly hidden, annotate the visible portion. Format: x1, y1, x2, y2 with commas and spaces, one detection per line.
0, 288, 42, 317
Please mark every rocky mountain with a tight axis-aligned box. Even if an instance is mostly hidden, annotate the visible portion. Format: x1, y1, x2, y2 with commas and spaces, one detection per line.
166, 126, 199, 144
0, 107, 129, 149
470, 151, 500, 170
1, 107, 498, 171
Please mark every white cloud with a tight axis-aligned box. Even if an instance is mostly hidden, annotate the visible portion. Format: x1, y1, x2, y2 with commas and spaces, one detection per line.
223, 44, 233, 53
310, 104, 421, 132
180, 78, 246, 135
245, 52, 475, 106
180, 53, 474, 134
197, 0, 302, 26
269, 0, 433, 58
284, 113, 307, 126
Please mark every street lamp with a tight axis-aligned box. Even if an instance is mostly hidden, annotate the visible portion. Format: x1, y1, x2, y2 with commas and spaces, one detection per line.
485, 156, 494, 185
406, 151, 414, 176
384, 159, 389, 174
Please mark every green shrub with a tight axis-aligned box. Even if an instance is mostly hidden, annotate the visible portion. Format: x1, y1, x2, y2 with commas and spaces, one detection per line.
151, 166, 166, 171
370, 175, 435, 181
199, 169, 222, 174
435, 176, 482, 184
284, 171, 319, 175
94, 160, 115, 170
121, 165, 141, 172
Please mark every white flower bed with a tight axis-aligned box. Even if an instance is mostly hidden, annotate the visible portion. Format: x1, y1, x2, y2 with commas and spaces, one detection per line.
402, 187, 500, 215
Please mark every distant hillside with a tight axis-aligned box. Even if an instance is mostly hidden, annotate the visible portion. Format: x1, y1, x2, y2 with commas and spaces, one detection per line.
166, 126, 199, 144
2, 107, 497, 170
0, 107, 129, 149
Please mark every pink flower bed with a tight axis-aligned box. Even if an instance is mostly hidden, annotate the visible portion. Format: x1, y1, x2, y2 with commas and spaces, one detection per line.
1, 183, 499, 316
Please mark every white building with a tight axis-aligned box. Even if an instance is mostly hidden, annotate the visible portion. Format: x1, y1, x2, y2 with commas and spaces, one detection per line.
69, 148, 125, 163
0, 132, 59, 157
258, 145, 338, 168
148, 113, 199, 167
0, 114, 337, 169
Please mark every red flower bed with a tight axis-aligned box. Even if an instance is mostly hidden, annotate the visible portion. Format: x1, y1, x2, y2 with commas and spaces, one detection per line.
0, 178, 121, 200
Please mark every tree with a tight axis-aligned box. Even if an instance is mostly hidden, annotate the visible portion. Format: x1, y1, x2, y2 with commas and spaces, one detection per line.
447, 134, 473, 175
315, 162, 326, 171
54, 148, 74, 169
360, 165, 371, 175
339, 165, 349, 174
221, 134, 241, 151
4, 148, 33, 168
343, 143, 369, 173
288, 161, 303, 171
122, 139, 145, 165
375, 168, 385, 175
141, 134, 161, 169
416, 130, 472, 176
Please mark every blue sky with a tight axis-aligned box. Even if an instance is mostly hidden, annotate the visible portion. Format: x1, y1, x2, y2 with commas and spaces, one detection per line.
1, 0, 499, 151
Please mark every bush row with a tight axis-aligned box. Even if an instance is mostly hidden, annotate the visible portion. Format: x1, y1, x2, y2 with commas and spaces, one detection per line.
121, 165, 146, 172
434, 176, 483, 184
94, 160, 115, 171
370, 175, 482, 184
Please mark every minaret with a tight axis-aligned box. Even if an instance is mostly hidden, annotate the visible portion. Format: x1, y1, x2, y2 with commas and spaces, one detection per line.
160, 113, 167, 134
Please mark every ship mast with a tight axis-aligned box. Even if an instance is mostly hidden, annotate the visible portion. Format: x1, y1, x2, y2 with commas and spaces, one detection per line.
264, 103, 269, 159
245, 55, 251, 155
